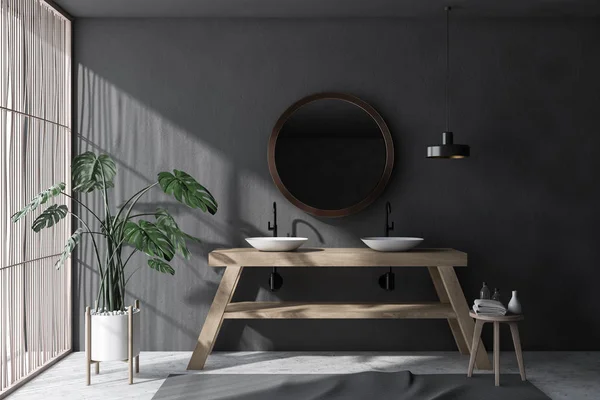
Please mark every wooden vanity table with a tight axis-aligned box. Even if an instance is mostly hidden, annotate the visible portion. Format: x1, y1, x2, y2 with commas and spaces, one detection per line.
187, 248, 491, 371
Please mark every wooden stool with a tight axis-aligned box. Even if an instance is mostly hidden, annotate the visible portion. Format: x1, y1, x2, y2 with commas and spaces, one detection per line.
467, 311, 525, 386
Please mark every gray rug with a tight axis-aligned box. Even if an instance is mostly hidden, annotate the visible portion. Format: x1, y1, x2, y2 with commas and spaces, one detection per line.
152, 371, 550, 400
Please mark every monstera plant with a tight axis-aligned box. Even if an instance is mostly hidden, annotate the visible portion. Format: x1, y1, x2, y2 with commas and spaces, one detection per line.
11, 152, 217, 312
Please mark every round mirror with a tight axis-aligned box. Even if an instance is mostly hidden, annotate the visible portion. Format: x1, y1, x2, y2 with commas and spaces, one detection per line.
268, 93, 394, 217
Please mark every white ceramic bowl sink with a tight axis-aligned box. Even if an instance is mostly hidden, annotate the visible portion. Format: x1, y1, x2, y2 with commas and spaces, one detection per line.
245, 237, 308, 252
361, 237, 423, 252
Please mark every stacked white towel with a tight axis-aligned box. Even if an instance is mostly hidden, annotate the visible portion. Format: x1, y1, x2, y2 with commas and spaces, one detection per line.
473, 299, 506, 316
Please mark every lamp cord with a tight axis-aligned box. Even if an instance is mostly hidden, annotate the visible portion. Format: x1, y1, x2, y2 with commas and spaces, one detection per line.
445, 6, 450, 132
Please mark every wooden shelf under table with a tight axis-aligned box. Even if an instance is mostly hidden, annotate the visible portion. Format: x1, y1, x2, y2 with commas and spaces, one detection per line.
223, 302, 456, 319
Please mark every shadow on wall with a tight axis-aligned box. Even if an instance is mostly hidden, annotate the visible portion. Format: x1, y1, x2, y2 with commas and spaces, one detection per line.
73, 18, 600, 352
74, 62, 343, 351
74, 63, 270, 350
292, 219, 325, 243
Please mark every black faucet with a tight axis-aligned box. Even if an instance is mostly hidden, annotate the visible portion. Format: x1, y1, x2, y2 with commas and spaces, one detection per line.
379, 201, 395, 291
385, 201, 394, 237
267, 202, 282, 291
268, 202, 278, 237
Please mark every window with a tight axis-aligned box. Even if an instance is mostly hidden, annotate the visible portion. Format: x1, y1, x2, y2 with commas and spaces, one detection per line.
0, 0, 71, 395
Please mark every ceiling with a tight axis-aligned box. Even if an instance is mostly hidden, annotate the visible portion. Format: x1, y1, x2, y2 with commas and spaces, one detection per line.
53, 0, 600, 18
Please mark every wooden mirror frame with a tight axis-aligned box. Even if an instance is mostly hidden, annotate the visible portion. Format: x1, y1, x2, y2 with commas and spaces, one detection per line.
268, 92, 394, 218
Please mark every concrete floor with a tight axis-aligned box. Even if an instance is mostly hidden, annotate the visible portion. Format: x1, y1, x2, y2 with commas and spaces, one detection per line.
6, 351, 600, 399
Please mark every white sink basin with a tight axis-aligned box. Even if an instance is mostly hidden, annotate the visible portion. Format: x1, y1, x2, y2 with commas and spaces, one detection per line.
245, 237, 308, 252
361, 237, 423, 252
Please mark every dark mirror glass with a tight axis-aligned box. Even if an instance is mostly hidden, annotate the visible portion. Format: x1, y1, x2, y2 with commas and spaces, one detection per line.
270, 95, 393, 217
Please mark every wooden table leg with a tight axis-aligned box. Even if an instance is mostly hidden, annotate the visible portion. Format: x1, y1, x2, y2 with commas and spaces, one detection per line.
467, 319, 484, 377
85, 307, 91, 386
494, 321, 500, 386
187, 266, 243, 370
509, 322, 526, 381
437, 266, 492, 370
128, 306, 133, 385
428, 267, 469, 354
135, 299, 140, 374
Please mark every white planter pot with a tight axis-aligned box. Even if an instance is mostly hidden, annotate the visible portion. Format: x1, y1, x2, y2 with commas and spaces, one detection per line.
91, 310, 140, 362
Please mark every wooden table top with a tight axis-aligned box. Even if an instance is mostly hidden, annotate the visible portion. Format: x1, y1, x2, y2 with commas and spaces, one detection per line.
208, 247, 467, 267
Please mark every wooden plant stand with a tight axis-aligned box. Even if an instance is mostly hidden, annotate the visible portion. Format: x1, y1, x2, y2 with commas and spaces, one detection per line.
85, 300, 140, 385
187, 248, 492, 371
468, 311, 526, 386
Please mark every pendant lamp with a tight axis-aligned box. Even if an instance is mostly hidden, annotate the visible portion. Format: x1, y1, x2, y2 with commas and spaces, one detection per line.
427, 6, 470, 159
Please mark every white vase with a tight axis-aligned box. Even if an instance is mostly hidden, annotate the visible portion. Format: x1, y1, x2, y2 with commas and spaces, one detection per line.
508, 290, 522, 314
91, 310, 140, 361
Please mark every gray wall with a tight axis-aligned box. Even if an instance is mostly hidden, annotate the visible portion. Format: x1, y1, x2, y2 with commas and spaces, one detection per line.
73, 17, 600, 351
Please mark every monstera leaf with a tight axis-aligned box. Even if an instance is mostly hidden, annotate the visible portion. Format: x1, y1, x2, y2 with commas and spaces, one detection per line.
55, 228, 84, 269
72, 152, 117, 193
155, 208, 200, 260
32, 204, 68, 232
123, 220, 175, 261
158, 170, 217, 214
148, 258, 175, 275
11, 182, 66, 222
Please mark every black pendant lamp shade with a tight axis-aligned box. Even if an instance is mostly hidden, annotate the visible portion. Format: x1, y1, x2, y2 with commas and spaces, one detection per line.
427, 6, 470, 159
427, 132, 469, 158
